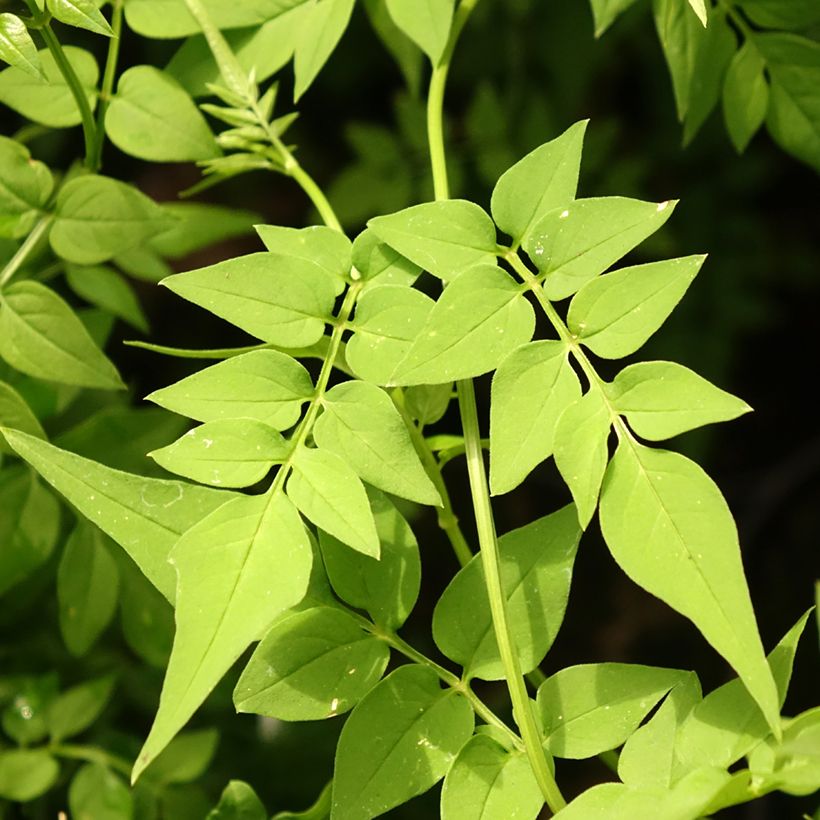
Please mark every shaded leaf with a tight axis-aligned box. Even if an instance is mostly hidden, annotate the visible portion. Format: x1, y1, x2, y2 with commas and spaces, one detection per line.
723, 42, 769, 153
66, 264, 149, 332
48, 675, 116, 743
0, 750, 59, 802
384, 0, 454, 64
0, 135, 52, 238
68, 763, 132, 820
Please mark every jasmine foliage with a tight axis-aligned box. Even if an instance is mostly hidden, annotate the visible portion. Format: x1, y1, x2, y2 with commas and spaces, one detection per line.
0, 0, 817, 818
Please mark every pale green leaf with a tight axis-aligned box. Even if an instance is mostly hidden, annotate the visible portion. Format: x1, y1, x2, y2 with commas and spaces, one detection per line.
208, 780, 267, 820
553, 389, 611, 529
433, 505, 581, 680
0, 379, 45, 454
332, 664, 474, 820
150, 419, 288, 488
319, 487, 420, 629
48, 675, 116, 743
66, 264, 149, 332
0, 14, 44, 80
0, 750, 59, 802
288, 446, 380, 557
58, 521, 120, 656
0, 46, 98, 128
491, 120, 587, 246
294, 0, 355, 100
314, 380, 440, 505
0, 281, 124, 390
390, 264, 535, 385
368, 200, 498, 281
47, 0, 113, 36
0, 136, 52, 238
589, 0, 641, 37
51, 175, 173, 265
490, 341, 580, 495
257, 224, 351, 287
162, 253, 338, 347
235, 606, 389, 720
567, 255, 704, 359
537, 662, 687, 759
351, 227, 420, 286
2, 430, 235, 602
148, 349, 313, 429
134, 491, 312, 780
607, 361, 751, 440
106, 66, 220, 161
599, 440, 780, 734
384, 0, 454, 64
143, 729, 219, 784
69, 763, 132, 820
723, 42, 769, 153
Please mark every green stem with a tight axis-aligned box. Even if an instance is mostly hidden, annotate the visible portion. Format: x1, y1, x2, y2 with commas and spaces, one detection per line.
91, 0, 124, 170
50, 743, 132, 778
0, 214, 53, 290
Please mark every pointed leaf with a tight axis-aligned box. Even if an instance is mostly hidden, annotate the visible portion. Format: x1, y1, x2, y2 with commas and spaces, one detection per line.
599, 440, 780, 734
257, 224, 352, 286
47, 0, 113, 36
294, 0, 355, 100
47, 675, 116, 743
208, 780, 267, 820
589, 0, 641, 36
351, 227, 420, 286
0, 14, 44, 80
384, 0, 454, 64
66, 264, 149, 332
723, 42, 769, 153
150, 202, 258, 258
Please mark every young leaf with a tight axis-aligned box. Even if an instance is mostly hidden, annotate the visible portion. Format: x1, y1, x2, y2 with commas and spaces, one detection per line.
149, 202, 259, 258
0, 136, 52, 239
723, 42, 769, 154
133, 492, 312, 781
58, 521, 120, 656
234, 606, 390, 720
599, 440, 780, 735
389, 264, 535, 385
524, 197, 677, 301
404, 382, 452, 426
256, 224, 352, 285
0, 281, 124, 390
553, 389, 611, 529
0, 14, 44, 80
0, 750, 60, 802
319, 488, 421, 629
346, 285, 435, 384
142, 729, 219, 784
105, 66, 220, 161
589, 0, 642, 37
47, 675, 116, 743
2, 430, 235, 602
433, 505, 581, 680
351, 227, 420, 286
68, 764, 132, 820
162, 253, 337, 347
536, 663, 688, 759
294, 0, 356, 101
607, 361, 751, 440
314, 380, 440, 505
66, 264, 149, 333
47, 0, 113, 36
0, 380, 46, 453
51, 175, 173, 265
440, 734, 543, 820
368, 200, 498, 280
287, 446, 380, 558
0, 46, 98, 128
332, 664, 474, 819
208, 781, 267, 819
384, 0, 454, 64
567, 255, 704, 359
490, 341, 580, 495
150, 419, 288, 488
491, 120, 587, 246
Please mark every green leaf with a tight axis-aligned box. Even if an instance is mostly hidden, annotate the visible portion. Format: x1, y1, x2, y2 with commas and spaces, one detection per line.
404, 382, 451, 426
143, 729, 219, 784
384, 0, 454, 64
0, 46, 98, 128
553, 389, 611, 529
490, 341, 580, 495
599, 440, 780, 735
0, 14, 44, 80
147, 350, 312, 430
607, 361, 751, 440
46, 0, 114, 36
756, 34, 820, 172
66, 264, 149, 332
0, 750, 59, 802
106, 66, 220, 161
235, 606, 389, 720
363, 0, 423, 96
491, 120, 587, 246
0, 467, 59, 596
319, 487, 420, 629
332, 664, 474, 819
351, 227, 421, 286
1, 676, 56, 746
737, 0, 820, 30
69, 763, 132, 820
433, 505, 581, 681
440, 734, 543, 820
687, 0, 708, 25
0, 136, 52, 238
287, 446, 380, 558
589, 0, 642, 37
0, 281, 124, 390
51, 175, 173, 265
150, 419, 288, 488
208, 780, 267, 820
48, 675, 116, 742
723, 42, 769, 153
162, 253, 338, 347
567, 255, 704, 359
2, 430, 235, 602
257, 224, 352, 286
0, 379, 46, 454
134, 491, 312, 781
294, 0, 356, 100
314, 381, 440, 505
390, 264, 535, 385
368, 200, 498, 281
346, 285, 434, 384
536, 662, 688, 759
58, 521, 120, 656
115, 244, 173, 282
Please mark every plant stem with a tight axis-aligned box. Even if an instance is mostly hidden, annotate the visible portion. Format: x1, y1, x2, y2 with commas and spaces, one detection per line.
91, 0, 124, 170
50, 743, 132, 778
0, 214, 53, 290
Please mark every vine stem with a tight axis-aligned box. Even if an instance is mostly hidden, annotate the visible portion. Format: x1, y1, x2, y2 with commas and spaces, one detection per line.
0, 214, 53, 290
90, 0, 124, 170
427, 1, 565, 812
